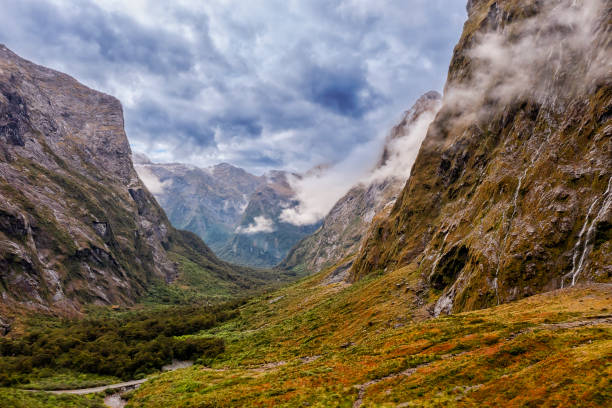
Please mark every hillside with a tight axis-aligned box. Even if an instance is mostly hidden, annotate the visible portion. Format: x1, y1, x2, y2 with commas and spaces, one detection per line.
133, 156, 262, 253
352, 0, 611, 314
0, 45, 275, 313
127, 263, 612, 407
280, 91, 441, 275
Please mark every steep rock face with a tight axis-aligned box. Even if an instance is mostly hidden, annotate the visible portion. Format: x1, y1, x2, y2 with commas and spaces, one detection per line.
218, 171, 320, 268
352, 0, 611, 314
281, 92, 441, 275
0, 46, 265, 311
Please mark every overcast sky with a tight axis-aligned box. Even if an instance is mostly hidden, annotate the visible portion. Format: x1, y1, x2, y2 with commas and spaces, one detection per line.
0, 0, 466, 175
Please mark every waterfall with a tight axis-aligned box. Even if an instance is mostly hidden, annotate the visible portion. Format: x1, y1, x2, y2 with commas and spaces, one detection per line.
566, 175, 612, 286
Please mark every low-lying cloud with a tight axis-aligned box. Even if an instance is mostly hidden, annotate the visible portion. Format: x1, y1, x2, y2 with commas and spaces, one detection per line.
236, 216, 276, 234
365, 99, 441, 185
134, 165, 171, 194
280, 92, 441, 226
445, 0, 609, 122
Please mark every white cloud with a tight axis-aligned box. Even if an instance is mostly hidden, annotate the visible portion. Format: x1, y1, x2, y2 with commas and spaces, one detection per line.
364, 100, 440, 184
444, 0, 609, 122
279, 137, 383, 226
280, 91, 440, 226
0, 0, 466, 176
134, 165, 171, 194
235, 216, 276, 234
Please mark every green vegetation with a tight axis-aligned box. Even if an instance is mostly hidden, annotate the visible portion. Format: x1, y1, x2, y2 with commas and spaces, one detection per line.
0, 303, 241, 387
0, 388, 105, 408
123, 259, 612, 407
19, 371, 119, 391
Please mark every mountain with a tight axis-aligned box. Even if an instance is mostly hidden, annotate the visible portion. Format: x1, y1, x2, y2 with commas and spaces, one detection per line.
134, 158, 319, 268
133, 156, 261, 253
0, 45, 273, 312
218, 170, 320, 268
280, 91, 441, 275
2, 1, 611, 407
351, 0, 611, 314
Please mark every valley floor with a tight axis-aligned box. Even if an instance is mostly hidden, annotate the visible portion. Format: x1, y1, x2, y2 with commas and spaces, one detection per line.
125, 264, 611, 407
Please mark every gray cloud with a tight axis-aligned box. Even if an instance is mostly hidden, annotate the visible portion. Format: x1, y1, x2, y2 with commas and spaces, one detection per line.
0, 0, 466, 174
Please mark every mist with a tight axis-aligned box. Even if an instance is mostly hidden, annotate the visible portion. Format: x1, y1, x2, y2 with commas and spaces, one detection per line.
444, 0, 609, 122
280, 94, 441, 226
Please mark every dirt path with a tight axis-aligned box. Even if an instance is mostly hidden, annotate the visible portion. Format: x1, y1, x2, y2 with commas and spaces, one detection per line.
24, 360, 194, 407
43, 379, 148, 395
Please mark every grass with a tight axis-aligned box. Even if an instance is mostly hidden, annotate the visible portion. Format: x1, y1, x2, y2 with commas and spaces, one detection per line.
123, 261, 612, 407
1, 261, 609, 407
17, 370, 120, 391
0, 388, 105, 408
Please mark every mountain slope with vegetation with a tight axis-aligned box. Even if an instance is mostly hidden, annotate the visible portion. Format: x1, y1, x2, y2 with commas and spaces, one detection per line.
127, 262, 612, 407
0, 45, 275, 315
352, 0, 611, 314
132, 156, 262, 253
218, 170, 320, 268
135, 157, 319, 268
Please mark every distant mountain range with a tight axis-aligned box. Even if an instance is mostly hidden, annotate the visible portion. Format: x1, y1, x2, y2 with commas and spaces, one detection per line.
133, 156, 319, 268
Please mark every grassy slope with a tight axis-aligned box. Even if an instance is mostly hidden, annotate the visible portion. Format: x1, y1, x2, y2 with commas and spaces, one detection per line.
0, 388, 105, 408
128, 262, 612, 407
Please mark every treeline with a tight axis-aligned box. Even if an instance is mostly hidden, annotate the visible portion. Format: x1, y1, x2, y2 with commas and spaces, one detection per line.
0, 302, 243, 386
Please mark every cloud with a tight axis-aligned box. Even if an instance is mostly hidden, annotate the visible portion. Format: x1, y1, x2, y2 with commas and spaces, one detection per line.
300, 63, 381, 118
280, 91, 441, 226
365, 97, 441, 184
134, 164, 171, 194
235, 216, 276, 234
444, 0, 609, 123
0, 0, 466, 175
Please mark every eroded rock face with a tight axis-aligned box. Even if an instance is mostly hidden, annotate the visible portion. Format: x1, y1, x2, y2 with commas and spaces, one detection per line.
280, 92, 441, 275
351, 0, 611, 313
0, 45, 254, 311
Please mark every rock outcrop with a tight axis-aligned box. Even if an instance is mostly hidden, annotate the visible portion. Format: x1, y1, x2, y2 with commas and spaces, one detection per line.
280, 92, 441, 275
0, 45, 268, 311
351, 0, 611, 313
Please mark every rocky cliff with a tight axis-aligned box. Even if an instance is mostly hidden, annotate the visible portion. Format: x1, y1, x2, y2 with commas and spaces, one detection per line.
0, 45, 270, 312
280, 92, 441, 275
352, 0, 611, 314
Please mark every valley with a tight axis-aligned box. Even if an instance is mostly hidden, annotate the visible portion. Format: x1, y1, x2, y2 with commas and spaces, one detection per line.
0, 0, 611, 407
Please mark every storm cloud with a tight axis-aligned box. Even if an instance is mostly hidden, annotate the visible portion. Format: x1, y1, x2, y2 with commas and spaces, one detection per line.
0, 0, 466, 174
